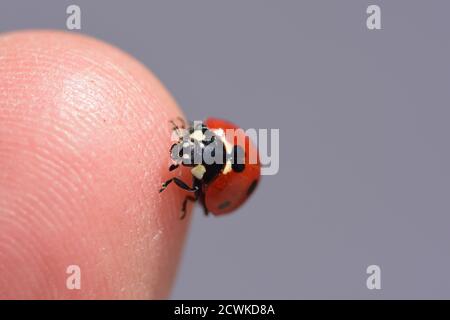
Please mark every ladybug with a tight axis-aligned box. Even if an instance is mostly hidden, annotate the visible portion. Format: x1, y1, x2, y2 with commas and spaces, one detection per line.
159, 117, 261, 219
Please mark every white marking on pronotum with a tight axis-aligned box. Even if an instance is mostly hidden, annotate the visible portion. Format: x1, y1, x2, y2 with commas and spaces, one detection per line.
223, 160, 232, 175
212, 129, 233, 154
191, 164, 206, 179
190, 129, 205, 142
214, 128, 225, 136
212, 128, 235, 174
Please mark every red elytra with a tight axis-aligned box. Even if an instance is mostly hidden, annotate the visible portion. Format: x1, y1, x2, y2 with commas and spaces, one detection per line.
203, 118, 261, 215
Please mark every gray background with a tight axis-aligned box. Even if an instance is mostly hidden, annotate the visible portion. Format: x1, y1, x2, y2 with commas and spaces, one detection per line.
1, 0, 449, 299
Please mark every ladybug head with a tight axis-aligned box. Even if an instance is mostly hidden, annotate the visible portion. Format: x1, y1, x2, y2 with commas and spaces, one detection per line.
169, 121, 224, 169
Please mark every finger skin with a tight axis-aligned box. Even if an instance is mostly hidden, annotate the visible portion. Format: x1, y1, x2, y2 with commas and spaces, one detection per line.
0, 30, 192, 299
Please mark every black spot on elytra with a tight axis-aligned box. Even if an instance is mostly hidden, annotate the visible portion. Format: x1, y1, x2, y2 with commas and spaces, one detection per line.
247, 179, 258, 196
232, 163, 245, 172
218, 200, 231, 210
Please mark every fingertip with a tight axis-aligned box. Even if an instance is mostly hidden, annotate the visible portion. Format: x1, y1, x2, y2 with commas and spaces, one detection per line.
0, 30, 192, 299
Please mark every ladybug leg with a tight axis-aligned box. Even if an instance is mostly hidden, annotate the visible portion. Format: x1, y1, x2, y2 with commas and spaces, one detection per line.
199, 192, 209, 216
169, 163, 179, 171
180, 194, 198, 219
159, 177, 198, 193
